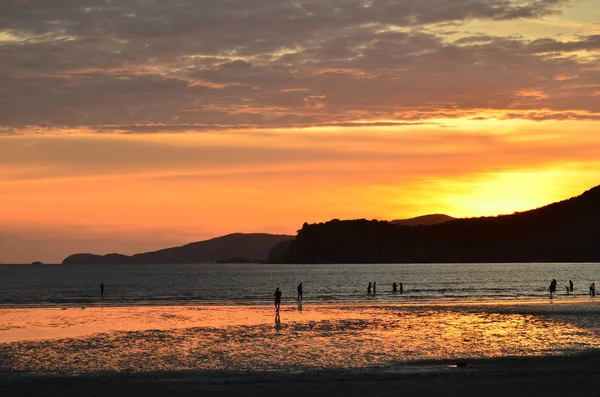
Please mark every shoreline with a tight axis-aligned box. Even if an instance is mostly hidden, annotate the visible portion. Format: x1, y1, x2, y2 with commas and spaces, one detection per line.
1, 294, 596, 310
3, 261, 599, 266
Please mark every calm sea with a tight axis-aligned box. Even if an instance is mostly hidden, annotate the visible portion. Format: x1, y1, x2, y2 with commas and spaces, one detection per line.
0, 262, 597, 307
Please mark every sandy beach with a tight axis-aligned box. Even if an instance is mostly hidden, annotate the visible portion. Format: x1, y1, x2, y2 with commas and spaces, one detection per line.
2, 353, 600, 397
1, 299, 599, 396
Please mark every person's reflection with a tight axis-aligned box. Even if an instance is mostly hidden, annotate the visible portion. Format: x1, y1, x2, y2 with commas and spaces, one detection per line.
275, 313, 281, 331
298, 301, 303, 312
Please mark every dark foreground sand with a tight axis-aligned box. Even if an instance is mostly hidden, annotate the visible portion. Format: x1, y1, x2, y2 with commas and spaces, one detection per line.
2, 353, 599, 397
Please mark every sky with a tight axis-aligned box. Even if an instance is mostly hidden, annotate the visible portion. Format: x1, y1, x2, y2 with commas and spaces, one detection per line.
1, 0, 600, 263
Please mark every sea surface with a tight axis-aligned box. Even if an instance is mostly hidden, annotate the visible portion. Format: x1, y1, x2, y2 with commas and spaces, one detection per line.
0, 262, 598, 307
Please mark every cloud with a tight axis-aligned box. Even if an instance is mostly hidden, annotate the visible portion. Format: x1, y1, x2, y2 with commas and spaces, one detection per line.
4, 0, 600, 131
2, 123, 600, 183
1, 0, 567, 38
527, 35, 600, 53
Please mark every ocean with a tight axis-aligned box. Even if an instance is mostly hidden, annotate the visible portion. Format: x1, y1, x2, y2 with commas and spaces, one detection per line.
0, 262, 598, 307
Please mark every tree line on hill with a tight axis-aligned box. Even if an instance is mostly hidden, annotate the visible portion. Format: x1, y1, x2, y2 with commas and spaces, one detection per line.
267, 186, 600, 263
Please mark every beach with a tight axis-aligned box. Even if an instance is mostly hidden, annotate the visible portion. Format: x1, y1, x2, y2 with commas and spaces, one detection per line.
1, 263, 598, 396
1, 299, 599, 396
2, 354, 600, 397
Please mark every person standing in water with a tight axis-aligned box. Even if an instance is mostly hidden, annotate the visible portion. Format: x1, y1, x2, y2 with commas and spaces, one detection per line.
367, 282, 372, 294
297, 283, 303, 300
569, 280, 574, 292
392, 282, 397, 294
549, 279, 557, 298
100, 282, 104, 298
274, 287, 282, 311
399, 282, 404, 294
373, 282, 377, 294
590, 282, 596, 297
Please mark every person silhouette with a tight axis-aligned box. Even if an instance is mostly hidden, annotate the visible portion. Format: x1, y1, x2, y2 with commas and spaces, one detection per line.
569, 280, 574, 292
392, 282, 397, 294
373, 282, 376, 294
565, 285, 570, 294
297, 283, 303, 300
399, 282, 404, 294
549, 279, 557, 298
274, 287, 282, 311
590, 282, 596, 297
100, 282, 104, 298
367, 282, 372, 294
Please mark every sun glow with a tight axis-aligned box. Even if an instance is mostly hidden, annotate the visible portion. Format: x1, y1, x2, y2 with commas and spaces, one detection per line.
431, 169, 591, 218
2, 120, 600, 262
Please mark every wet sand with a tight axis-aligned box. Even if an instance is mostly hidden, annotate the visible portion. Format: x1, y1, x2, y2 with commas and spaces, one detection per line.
2, 353, 600, 397
2, 299, 598, 343
1, 300, 599, 396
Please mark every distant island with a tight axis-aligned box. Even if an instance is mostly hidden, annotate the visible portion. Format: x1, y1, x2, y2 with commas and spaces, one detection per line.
62, 233, 294, 265
268, 185, 600, 263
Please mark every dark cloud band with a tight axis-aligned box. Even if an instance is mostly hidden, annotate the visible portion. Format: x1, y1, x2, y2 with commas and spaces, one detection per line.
2, 0, 599, 131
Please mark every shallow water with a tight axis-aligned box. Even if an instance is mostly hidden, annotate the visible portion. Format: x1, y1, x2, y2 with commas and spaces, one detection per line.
0, 262, 598, 307
1, 301, 599, 374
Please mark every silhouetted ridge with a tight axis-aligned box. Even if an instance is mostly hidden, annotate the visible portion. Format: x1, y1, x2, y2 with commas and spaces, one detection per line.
389, 214, 455, 226
63, 253, 130, 265
62, 233, 294, 265
269, 186, 600, 263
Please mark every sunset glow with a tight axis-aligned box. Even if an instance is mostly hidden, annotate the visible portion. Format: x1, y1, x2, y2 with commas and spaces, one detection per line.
1, 0, 600, 263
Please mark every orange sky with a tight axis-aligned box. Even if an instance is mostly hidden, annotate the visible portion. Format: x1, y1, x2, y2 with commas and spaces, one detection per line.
2, 121, 599, 263
1, 0, 600, 262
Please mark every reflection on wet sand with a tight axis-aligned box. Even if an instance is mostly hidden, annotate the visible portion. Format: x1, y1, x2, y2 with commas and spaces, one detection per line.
0, 301, 599, 374
275, 313, 281, 332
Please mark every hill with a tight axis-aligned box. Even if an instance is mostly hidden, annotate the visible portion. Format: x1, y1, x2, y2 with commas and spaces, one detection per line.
389, 214, 455, 226
269, 186, 600, 263
62, 233, 294, 265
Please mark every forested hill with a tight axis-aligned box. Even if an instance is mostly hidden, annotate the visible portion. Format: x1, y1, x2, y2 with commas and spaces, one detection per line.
269, 186, 600, 263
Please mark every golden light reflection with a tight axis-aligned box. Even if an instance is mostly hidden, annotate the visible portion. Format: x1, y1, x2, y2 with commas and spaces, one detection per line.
1, 302, 598, 374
